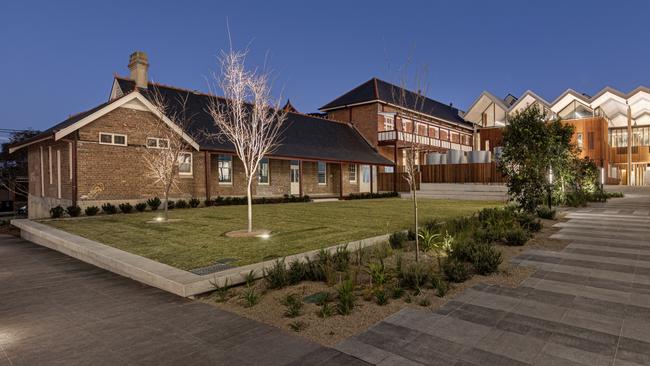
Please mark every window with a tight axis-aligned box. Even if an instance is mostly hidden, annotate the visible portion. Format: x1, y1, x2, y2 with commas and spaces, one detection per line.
147, 137, 169, 149
576, 133, 583, 149
432, 127, 440, 139
384, 116, 394, 131
317, 161, 327, 185
349, 164, 357, 183
99, 132, 127, 146
401, 119, 411, 132
384, 166, 394, 173
558, 100, 593, 120
178, 152, 192, 175
258, 157, 269, 184
218, 155, 232, 184
588, 132, 594, 150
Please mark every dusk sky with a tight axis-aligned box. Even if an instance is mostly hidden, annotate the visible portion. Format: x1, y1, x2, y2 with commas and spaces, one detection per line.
2, 0, 650, 135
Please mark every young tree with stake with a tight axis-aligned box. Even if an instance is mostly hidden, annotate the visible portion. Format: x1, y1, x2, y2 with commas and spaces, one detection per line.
141, 88, 196, 222
392, 64, 428, 262
207, 49, 287, 233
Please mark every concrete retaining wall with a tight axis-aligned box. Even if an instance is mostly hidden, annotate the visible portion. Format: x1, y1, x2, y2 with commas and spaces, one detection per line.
11, 219, 391, 297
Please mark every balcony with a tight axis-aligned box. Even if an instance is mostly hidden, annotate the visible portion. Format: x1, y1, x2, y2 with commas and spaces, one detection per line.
378, 130, 472, 151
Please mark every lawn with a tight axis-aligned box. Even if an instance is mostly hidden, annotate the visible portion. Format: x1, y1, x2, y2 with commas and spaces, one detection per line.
45, 198, 500, 271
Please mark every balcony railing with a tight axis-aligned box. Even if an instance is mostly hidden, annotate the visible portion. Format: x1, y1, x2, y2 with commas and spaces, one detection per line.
378, 130, 472, 151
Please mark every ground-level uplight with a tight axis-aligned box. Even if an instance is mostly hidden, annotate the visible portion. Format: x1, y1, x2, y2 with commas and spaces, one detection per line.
257, 232, 271, 240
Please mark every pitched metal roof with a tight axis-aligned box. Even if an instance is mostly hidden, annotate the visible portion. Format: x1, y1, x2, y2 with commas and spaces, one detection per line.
109, 78, 394, 165
319, 78, 472, 129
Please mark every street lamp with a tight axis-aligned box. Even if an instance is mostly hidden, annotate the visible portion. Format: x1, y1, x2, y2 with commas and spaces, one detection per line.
547, 167, 553, 210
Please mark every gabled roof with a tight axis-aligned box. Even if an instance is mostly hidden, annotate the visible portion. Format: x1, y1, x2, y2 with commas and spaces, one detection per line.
319, 78, 472, 129
110, 78, 394, 165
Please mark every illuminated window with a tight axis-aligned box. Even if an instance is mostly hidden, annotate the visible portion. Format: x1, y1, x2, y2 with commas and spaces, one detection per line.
178, 152, 192, 175
218, 155, 232, 184
258, 157, 269, 184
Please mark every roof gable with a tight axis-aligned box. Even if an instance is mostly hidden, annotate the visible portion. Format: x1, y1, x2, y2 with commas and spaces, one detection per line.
320, 78, 471, 129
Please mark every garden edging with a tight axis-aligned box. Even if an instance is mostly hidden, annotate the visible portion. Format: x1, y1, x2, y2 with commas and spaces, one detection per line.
10, 219, 391, 297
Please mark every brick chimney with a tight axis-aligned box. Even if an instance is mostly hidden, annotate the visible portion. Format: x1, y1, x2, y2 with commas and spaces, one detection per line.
128, 51, 149, 89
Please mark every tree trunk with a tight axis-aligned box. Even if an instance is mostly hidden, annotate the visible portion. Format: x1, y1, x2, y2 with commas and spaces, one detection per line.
413, 181, 419, 262
246, 178, 253, 232
164, 187, 170, 221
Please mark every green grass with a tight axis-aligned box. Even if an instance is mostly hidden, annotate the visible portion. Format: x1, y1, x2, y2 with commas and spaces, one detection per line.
45, 198, 499, 270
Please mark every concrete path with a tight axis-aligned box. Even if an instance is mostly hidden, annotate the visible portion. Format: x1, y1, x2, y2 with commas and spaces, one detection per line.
338, 191, 650, 365
0, 235, 368, 366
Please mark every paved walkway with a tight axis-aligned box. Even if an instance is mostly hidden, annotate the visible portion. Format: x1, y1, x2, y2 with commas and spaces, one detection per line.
0, 235, 367, 366
338, 191, 650, 365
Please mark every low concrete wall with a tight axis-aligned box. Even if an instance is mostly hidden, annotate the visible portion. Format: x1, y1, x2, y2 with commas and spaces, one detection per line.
12, 219, 391, 297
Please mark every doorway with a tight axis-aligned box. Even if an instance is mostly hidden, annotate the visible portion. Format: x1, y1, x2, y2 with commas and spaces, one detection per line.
290, 162, 300, 195
360, 165, 371, 193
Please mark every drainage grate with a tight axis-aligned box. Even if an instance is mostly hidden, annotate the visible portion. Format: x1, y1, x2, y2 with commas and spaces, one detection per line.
190, 258, 237, 275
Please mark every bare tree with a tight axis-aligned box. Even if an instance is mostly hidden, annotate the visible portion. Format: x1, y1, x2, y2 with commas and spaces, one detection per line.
392, 64, 428, 262
207, 49, 287, 233
141, 88, 196, 221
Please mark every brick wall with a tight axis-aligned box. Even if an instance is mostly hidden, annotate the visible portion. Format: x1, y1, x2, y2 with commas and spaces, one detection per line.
27, 140, 73, 200
75, 107, 206, 202
301, 162, 341, 196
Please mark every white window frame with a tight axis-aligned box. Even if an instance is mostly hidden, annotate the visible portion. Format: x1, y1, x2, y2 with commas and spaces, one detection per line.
99, 132, 127, 146
349, 164, 357, 184
68, 142, 73, 180
48, 146, 52, 184
178, 152, 193, 176
317, 161, 327, 185
258, 157, 270, 185
146, 137, 170, 149
577, 132, 584, 149
217, 155, 233, 185
56, 149, 61, 199
384, 116, 394, 131
39, 146, 44, 196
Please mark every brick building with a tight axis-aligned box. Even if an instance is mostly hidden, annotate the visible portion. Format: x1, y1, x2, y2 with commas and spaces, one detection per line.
319, 78, 475, 171
10, 52, 392, 218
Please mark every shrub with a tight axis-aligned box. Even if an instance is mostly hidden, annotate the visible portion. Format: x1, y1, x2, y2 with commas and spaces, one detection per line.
242, 288, 260, 307
389, 231, 408, 249
50, 205, 65, 218
503, 227, 530, 246
431, 276, 448, 297
471, 244, 502, 275
606, 191, 624, 198
245, 270, 256, 287
347, 192, 399, 200
209, 278, 230, 302
336, 279, 355, 315
374, 288, 389, 306
175, 199, 189, 209
135, 203, 147, 212
536, 206, 556, 220
147, 197, 161, 211
332, 245, 350, 272
418, 296, 432, 306
517, 212, 542, 232
317, 303, 335, 318
264, 259, 289, 289
288, 320, 308, 332
288, 260, 307, 285
281, 294, 303, 318
204, 198, 214, 207
565, 191, 587, 207
443, 258, 471, 283
391, 285, 404, 299
119, 203, 133, 214
399, 262, 429, 293
366, 261, 388, 287
85, 206, 100, 216
189, 198, 200, 208
166, 200, 175, 210
407, 228, 417, 241
101, 203, 117, 214
66, 205, 81, 217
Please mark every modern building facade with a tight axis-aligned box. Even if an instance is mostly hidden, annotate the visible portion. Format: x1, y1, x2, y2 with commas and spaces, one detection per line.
464, 87, 650, 186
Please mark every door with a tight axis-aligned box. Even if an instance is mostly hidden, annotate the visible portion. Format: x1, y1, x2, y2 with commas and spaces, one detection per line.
290, 163, 300, 195
360, 165, 371, 193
